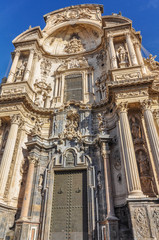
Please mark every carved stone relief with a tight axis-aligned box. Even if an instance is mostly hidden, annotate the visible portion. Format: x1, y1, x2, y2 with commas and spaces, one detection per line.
40, 58, 52, 77
30, 118, 44, 136
144, 54, 159, 71
57, 56, 89, 72
34, 79, 52, 107
115, 72, 140, 81
46, 7, 101, 27
64, 37, 85, 54
133, 207, 151, 239
58, 108, 82, 141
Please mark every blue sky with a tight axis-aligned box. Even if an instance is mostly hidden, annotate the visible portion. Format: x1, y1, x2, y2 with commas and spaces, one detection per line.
0, 0, 159, 80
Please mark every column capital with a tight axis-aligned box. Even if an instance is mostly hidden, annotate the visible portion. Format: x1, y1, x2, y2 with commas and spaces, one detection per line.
29, 49, 35, 54
28, 155, 39, 165
14, 49, 21, 56
11, 114, 23, 126
117, 102, 128, 113
140, 99, 152, 111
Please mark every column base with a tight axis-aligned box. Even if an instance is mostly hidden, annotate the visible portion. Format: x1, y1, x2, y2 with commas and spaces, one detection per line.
128, 190, 146, 199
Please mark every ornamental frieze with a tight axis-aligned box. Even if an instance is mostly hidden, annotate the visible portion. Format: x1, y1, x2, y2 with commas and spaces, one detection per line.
115, 90, 148, 100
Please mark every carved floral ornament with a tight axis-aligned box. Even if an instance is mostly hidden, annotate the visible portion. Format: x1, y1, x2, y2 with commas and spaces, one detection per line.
46, 7, 101, 26
116, 102, 128, 113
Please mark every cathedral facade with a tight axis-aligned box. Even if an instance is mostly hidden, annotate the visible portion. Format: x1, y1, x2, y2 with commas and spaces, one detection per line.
0, 4, 159, 240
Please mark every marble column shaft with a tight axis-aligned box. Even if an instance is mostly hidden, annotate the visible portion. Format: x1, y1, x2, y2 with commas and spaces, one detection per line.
126, 33, 138, 66
142, 103, 159, 179
135, 43, 147, 75
102, 142, 115, 219
108, 36, 118, 69
30, 52, 39, 87
23, 49, 34, 82
7, 50, 21, 83
118, 103, 143, 196
20, 156, 38, 219
0, 115, 22, 197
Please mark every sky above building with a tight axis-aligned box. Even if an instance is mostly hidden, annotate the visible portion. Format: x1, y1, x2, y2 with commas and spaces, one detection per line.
0, 0, 159, 80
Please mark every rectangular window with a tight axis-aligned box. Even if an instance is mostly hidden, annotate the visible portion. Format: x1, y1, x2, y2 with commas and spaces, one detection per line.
64, 74, 83, 102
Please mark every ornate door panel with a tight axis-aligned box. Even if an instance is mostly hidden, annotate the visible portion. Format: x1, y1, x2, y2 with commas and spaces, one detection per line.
50, 170, 88, 240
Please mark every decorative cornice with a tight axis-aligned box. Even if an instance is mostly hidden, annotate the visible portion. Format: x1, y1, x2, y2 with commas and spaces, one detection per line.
0, 93, 53, 115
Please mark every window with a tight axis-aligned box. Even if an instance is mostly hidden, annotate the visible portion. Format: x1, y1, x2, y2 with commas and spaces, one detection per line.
64, 74, 83, 102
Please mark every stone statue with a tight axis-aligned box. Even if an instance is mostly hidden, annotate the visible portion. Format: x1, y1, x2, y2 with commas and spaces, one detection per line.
15, 60, 27, 80
116, 45, 128, 68
130, 116, 142, 140
137, 151, 149, 176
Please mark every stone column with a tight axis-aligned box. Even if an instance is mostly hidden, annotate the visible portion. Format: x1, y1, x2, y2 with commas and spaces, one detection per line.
0, 115, 22, 197
29, 51, 39, 87
44, 96, 51, 108
118, 102, 144, 197
20, 155, 38, 220
135, 42, 147, 75
141, 100, 159, 179
108, 35, 118, 69
101, 141, 116, 219
23, 49, 34, 82
7, 50, 21, 83
126, 33, 138, 66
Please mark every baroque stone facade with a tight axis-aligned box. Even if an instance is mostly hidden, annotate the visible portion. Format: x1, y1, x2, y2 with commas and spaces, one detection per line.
0, 4, 159, 240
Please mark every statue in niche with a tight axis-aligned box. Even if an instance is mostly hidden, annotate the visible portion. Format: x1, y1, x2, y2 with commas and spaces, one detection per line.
116, 45, 128, 68
137, 150, 150, 176
66, 151, 75, 166
15, 60, 27, 80
130, 116, 142, 142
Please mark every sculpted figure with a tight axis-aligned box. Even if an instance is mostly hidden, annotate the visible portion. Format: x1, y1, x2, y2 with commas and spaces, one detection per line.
116, 45, 128, 68
137, 151, 149, 176
130, 117, 142, 140
15, 60, 27, 79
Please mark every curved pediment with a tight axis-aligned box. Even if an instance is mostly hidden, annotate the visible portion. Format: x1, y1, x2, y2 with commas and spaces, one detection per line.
12, 27, 43, 44
42, 23, 103, 56
102, 15, 132, 28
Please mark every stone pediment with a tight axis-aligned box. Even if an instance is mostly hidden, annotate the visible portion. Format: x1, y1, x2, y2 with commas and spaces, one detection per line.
13, 27, 43, 44
102, 15, 132, 28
